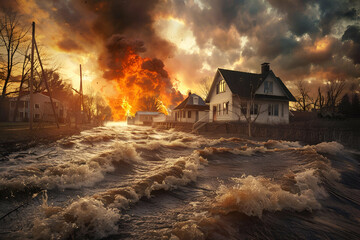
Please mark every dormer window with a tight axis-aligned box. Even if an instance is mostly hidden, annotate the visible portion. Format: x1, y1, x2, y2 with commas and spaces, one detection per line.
193, 96, 199, 105
264, 81, 273, 94
216, 79, 226, 94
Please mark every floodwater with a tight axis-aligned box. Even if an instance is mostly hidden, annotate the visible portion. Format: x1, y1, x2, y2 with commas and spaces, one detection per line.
0, 122, 359, 239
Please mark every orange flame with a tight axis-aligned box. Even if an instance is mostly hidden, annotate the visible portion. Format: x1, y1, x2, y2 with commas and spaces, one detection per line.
104, 47, 183, 120
121, 98, 133, 117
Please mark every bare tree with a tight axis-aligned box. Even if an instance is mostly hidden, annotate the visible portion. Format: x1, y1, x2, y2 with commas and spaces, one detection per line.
232, 83, 265, 137
294, 79, 312, 111
0, 11, 28, 99
325, 79, 346, 112
197, 76, 212, 100
313, 87, 325, 111
138, 95, 159, 112
12, 44, 31, 121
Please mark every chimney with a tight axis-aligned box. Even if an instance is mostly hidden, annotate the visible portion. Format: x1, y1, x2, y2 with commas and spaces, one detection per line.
261, 62, 270, 74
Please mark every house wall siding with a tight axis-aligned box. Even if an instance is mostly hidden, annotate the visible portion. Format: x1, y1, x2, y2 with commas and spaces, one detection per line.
213, 96, 289, 124
8, 93, 64, 122
253, 100, 289, 124
255, 74, 286, 96
209, 74, 233, 122
174, 110, 208, 123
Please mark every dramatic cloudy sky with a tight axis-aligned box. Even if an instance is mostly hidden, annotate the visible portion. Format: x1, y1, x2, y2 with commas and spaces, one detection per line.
2, 0, 359, 98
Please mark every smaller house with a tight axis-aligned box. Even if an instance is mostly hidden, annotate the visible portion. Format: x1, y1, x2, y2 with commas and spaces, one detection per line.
129, 111, 164, 125
8, 93, 66, 122
172, 93, 209, 123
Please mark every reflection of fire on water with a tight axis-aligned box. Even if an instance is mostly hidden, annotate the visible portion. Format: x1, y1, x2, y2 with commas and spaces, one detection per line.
100, 35, 183, 120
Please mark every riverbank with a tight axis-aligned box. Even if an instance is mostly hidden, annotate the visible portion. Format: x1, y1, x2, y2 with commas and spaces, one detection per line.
0, 123, 99, 160
153, 118, 360, 149
196, 119, 360, 149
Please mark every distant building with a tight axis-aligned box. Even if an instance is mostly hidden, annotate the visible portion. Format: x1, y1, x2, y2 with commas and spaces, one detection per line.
172, 93, 209, 123
128, 111, 164, 125
8, 93, 66, 122
205, 63, 296, 124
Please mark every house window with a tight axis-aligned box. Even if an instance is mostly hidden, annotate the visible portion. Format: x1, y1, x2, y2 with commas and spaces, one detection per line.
216, 79, 226, 94
268, 104, 279, 116
223, 102, 229, 114
10, 102, 15, 108
193, 97, 199, 105
250, 103, 258, 115
35, 103, 40, 109
35, 114, 40, 119
241, 102, 247, 115
183, 110, 186, 118
274, 104, 279, 116
188, 111, 191, 118
281, 103, 284, 117
25, 101, 28, 108
264, 81, 273, 94
217, 104, 221, 115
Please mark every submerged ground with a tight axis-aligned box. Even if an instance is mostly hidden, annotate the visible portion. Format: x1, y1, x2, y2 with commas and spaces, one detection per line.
0, 122, 359, 239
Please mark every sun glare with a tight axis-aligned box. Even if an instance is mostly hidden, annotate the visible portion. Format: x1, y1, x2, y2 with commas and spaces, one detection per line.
154, 16, 199, 54
315, 38, 330, 51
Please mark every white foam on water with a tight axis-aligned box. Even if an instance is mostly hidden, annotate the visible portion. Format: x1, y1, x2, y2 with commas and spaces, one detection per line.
213, 169, 326, 218
197, 146, 268, 157
32, 193, 120, 239
311, 141, 344, 155
29, 151, 208, 239
263, 140, 303, 149
0, 142, 141, 191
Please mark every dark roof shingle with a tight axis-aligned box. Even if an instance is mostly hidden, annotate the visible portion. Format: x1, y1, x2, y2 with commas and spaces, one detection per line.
174, 94, 209, 110
215, 68, 296, 102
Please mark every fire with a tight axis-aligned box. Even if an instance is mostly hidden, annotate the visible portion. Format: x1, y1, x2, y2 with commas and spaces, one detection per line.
157, 99, 169, 115
121, 98, 133, 117
102, 39, 183, 120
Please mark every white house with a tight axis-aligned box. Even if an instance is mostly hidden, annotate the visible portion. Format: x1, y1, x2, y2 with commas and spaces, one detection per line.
128, 111, 164, 125
205, 63, 296, 124
172, 93, 209, 123
8, 92, 66, 122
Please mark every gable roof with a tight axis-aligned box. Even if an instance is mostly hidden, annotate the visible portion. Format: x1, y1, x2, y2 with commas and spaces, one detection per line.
206, 68, 296, 102
219, 68, 265, 98
174, 93, 209, 110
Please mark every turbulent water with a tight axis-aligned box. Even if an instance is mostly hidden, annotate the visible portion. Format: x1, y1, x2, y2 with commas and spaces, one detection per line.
0, 122, 359, 240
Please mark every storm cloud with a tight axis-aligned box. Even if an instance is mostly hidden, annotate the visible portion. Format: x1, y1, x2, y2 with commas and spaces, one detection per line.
2, 0, 359, 97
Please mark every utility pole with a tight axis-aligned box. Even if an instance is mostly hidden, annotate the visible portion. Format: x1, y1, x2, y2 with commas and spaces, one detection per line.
29, 22, 35, 130
34, 40, 60, 128
80, 64, 84, 112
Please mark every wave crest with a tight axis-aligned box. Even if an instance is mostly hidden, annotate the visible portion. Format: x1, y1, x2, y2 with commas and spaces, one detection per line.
32, 193, 120, 239
212, 171, 324, 218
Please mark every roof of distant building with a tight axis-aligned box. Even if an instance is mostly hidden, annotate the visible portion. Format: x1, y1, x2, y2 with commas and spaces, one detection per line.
135, 111, 162, 115
174, 93, 209, 110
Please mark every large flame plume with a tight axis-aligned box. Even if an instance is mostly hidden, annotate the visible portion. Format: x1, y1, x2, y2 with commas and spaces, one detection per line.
99, 35, 183, 120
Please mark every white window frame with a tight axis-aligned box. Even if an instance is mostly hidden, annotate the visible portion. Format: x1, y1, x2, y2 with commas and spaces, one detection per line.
264, 81, 273, 94
268, 103, 279, 116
